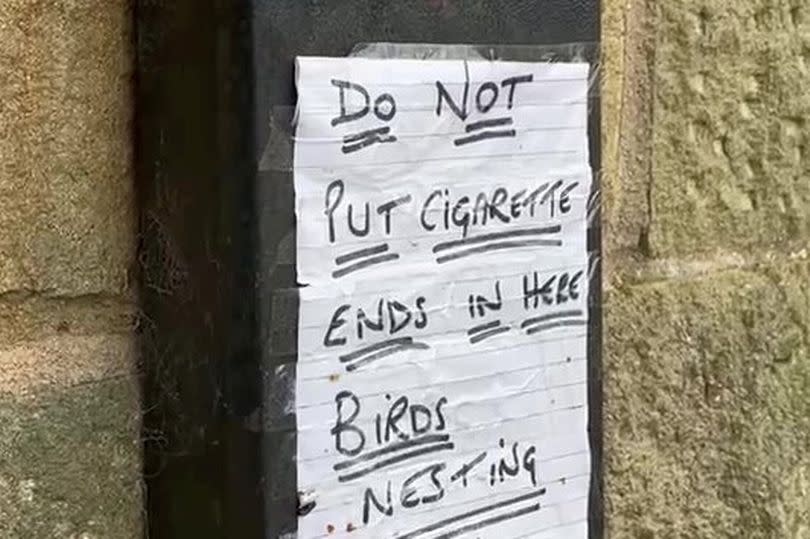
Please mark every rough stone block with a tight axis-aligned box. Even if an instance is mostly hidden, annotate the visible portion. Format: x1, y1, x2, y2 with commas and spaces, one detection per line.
0, 333, 135, 396
601, 0, 656, 264
604, 260, 810, 537
0, 377, 142, 538
649, 0, 810, 257
0, 294, 134, 348
0, 0, 134, 295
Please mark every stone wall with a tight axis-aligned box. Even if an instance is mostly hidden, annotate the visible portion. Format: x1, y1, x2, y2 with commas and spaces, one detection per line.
0, 1, 142, 537
602, 0, 810, 537
2, 0, 809, 537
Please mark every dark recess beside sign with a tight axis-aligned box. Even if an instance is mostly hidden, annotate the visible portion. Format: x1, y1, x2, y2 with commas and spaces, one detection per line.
135, 1, 600, 538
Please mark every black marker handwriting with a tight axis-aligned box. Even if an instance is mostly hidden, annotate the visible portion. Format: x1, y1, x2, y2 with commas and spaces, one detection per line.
525, 318, 587, 336
454, 128, 516, 147
465, 117, 514, 132
450, 451, 487, 487
331, 79, 398, 153
323, 297, 429, 348
401, 463, 446, 509
363, 483, 393, 524
332, 253, 400, 278
420, 182, 577, 238
342, 126, 397, 154
397, 488, 546, 539
334, 434, 451, 471
324, 180, 412, 243
488, 439, 538, 487
335, 243, 390, 265
435, 66, 533, 146
522, 270, 584, 310
467, 280, 503, 319
437, 239, 562, 264
323, 179, 577, 246
435, 225, 562, 254
332, 242, 401, 278
354, 434, 546, 527
337, 442, 454, 483
521, 309, 586, 336
340, 337, 430, 372
433, 225, 563, 264
362, 462, 447, 525
432, 504, 541, 539
466, 320, 511, 345
466, 320, 500, 335
331, 391, 448, 458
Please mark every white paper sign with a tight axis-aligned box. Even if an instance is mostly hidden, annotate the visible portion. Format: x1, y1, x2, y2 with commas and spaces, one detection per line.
293, 56, 592, 539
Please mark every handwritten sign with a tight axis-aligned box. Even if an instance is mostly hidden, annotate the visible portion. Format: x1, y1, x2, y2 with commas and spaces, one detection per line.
293, 57, 592, 539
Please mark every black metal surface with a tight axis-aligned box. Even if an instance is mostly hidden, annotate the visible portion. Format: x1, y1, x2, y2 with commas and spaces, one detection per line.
136, 2, 599, 538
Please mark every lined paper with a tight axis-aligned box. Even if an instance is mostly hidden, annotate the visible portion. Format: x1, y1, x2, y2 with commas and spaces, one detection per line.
292, 56, 592, 539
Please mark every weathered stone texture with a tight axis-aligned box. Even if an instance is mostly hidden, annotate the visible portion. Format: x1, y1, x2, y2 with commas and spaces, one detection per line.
0, 332, 141, 539
603, 0, 810, 537
0, 378, 142, 538
0, 1, 141, 537
0, 0, 134, 295
0, 333, 135, 396
605, 262, 810, 538
0, 293, 134, 347
650, 0, 810, 257
601, 0, 656, 266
